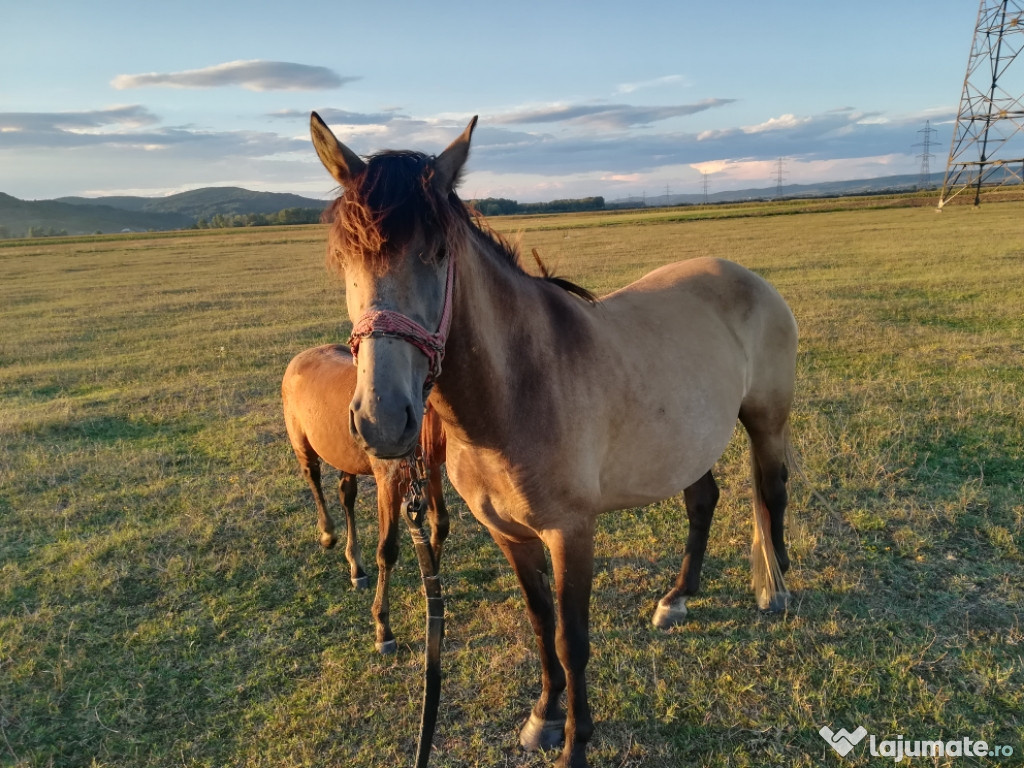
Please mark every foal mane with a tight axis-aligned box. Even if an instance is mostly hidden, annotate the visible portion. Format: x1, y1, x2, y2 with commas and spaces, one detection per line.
322, 150, 594, 302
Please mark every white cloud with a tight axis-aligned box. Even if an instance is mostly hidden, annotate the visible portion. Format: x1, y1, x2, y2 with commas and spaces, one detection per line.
742, 113, 811, 134
488, 99, 736, 130
616, 75, 690, 94
112, 60, 355, 92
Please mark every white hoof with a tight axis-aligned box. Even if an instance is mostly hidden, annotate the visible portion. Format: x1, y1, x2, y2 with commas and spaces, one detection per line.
519, 712, 565, 751
351, 575, 369, 590
652, 597, 687, 628
375, 639, 397, 655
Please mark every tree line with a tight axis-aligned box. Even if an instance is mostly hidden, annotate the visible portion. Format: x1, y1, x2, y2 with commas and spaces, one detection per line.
194, 207, 323, 229
469, 197, 605, 216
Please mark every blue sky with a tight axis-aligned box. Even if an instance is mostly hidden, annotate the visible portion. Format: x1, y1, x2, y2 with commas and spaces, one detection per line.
1, 0, 979, 202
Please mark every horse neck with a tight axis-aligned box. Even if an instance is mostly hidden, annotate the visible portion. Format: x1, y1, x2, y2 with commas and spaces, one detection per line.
431, 233, 585, 447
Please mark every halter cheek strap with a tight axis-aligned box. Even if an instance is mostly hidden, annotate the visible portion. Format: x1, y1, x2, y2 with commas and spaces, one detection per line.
348, 253, 455, 393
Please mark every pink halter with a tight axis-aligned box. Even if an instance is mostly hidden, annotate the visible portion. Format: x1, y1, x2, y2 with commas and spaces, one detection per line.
348, 253, 455, 392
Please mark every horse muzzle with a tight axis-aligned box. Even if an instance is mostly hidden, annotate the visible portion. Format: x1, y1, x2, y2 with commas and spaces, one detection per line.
349, 396, 422, 459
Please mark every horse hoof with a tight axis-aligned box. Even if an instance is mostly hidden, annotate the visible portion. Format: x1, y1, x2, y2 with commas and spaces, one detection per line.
652, 597, 687, 628
758, 589, 790, 613
319, 532, 337, 549
519, 712, 565, 751
375, 639, 398, 655
351, 575, 369, 590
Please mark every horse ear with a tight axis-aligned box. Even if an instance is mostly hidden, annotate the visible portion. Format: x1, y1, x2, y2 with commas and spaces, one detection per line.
310, 111, 367, 186
434, 116, 478, 193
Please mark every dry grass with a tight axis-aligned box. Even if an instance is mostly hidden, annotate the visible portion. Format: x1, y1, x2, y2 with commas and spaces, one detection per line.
1, 201, 1021, 767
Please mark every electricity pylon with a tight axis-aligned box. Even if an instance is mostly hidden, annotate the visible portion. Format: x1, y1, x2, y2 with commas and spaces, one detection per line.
938, 0, 1024, 208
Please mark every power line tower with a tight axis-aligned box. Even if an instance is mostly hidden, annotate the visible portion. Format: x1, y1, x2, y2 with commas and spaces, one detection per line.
938, 0, 1024, 208
702, 172, 710, 205
774, 157, 787, 199
915, 120, 938, 189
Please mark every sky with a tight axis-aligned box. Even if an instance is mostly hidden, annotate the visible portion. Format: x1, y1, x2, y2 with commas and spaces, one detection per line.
0, 0, 982, 203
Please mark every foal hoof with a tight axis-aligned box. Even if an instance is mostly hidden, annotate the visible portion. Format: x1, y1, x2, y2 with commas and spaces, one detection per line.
351, 575, 369, 590
757, 589, 791, 613
375, 639, 398, 655
319, 532, 337, 549
652, 597, 687, 628
519, 712, 565, 751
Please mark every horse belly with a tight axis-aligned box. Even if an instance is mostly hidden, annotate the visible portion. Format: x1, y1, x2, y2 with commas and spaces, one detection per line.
593, 259, 765, 509
598, 402, 738, 511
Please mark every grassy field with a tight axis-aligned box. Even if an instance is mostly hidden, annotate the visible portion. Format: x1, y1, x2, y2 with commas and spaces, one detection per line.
1, 200, 1021, 767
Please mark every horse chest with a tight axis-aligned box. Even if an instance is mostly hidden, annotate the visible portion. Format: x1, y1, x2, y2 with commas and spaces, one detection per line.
445, 440, 578, 538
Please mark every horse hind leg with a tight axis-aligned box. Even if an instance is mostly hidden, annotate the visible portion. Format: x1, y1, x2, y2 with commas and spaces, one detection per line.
338, 472, 368, 589
293, 441, 338, 550
741, 412, 792, 613
426, 463, 449, 566
653, 470, 719, 628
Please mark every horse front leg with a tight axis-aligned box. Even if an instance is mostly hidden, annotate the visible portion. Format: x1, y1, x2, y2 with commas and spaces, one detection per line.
371, 466, 401, 654
492, 534, 567, 753
544, 527, 595, 768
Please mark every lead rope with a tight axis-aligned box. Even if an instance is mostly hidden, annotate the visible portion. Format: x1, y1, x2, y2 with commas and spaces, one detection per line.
400, 445, 443, 768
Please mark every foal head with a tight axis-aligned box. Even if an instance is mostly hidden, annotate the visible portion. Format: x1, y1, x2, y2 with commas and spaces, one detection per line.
311, 112, 477, 458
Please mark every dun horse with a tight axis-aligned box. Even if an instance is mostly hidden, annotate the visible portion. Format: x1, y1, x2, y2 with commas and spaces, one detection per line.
310, 113, 799, 768
282, 343, 448, 653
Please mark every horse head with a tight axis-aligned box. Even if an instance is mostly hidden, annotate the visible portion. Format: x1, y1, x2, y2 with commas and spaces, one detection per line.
311, 112, 477, 458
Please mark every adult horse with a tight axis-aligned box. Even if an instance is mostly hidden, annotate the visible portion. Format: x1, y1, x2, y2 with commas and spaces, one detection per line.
282, 343, 448, 653
310, 112, 798, 768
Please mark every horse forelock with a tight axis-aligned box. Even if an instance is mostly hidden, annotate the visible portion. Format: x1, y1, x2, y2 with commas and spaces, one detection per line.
325, 151, 469, 275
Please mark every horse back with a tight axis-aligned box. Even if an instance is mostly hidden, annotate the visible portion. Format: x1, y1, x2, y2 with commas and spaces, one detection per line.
604, 257, 796, 377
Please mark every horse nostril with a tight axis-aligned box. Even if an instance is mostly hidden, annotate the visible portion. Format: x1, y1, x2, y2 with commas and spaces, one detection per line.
403, 403, 420, 445
348, 405, 361, 441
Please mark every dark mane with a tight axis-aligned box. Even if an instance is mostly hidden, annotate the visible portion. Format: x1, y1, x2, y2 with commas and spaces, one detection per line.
324, 151, 595, 302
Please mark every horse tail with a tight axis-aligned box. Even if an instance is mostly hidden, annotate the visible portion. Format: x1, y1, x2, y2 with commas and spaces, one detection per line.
750, 468, 787, 612
748, 423, 792, 613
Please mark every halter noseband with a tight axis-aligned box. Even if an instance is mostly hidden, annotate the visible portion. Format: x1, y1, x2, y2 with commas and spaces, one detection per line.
348, 252, 455, 395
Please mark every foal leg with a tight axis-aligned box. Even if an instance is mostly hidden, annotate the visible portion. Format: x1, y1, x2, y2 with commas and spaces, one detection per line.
653, 470, 719, 628
492, 533, 567, 752
425, 463, 449, 566
371, 465, 401, 654
338, 472, 368, 589
296, 446, 337, 550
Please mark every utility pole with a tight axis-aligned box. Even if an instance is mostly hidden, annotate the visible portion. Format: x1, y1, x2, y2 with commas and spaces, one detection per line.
774, 157, 786, 199
938, 0, 1024, 207
915, 120, 938, 189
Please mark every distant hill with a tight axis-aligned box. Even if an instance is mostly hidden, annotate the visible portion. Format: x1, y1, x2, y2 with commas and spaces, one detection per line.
57, 187, 327, 220
0, 192, 193, 237
1, 187, 329, 237
611, 172, 946, 207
